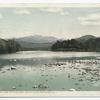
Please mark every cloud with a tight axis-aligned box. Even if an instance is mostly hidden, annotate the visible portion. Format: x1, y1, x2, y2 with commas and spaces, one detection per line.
78, 13, 100, 25
14, 9, 31, 15
39, 7, 69, 15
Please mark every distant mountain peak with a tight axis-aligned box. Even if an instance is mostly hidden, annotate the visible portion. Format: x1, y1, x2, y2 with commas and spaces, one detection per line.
16, 35, 58, 43
80, 35, 96, 38
76, 35, 96, 43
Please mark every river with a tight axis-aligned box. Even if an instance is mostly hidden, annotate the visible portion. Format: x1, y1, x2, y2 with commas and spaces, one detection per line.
0, 51, 100, 91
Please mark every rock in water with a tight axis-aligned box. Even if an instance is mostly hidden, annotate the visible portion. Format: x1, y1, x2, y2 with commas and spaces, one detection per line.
11, 66, 16, 70
12, 86, 16, 89
69, 88, 76, 91
14, 59, 17, 62
1, 71, 6, 73
32, 85, 38, 88
38, 84, 48, 89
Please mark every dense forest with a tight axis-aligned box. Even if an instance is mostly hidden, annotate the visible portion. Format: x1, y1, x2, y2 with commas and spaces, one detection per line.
51, 38, 100, 52
0, 38, 20, 54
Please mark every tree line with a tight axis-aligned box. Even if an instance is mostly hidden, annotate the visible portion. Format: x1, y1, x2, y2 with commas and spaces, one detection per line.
0, 39, 20, 54
51, 38, 100, 52
1, 36, 100, 53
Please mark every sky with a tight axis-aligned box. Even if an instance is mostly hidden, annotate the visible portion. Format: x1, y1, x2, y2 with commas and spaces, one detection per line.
0, 4, 100, 39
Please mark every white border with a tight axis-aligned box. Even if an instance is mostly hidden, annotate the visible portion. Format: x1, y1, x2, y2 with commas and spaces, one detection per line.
0, 2, 99, 98
0, 0, 100, 3
0, 91, 100, 97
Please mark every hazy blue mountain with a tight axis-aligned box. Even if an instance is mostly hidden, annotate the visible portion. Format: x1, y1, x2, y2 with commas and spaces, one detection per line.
15, 35, 58, 50
16, 35, 57, 43
76, 35, 96, 43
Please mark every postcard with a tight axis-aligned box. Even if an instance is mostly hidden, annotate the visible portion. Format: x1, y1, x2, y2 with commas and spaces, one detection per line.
0, 3, 100, 97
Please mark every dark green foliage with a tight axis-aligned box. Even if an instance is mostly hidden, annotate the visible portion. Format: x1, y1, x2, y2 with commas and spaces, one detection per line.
85, 38, 100, 52
51, 38, 100, 52
0, 38, 20, 54
7, 39, 21, 53
0, 39, 8, 53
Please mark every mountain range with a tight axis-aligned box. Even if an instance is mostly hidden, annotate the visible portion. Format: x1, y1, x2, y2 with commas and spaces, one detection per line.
15, 34, 97, 51
0, 34, 99, 52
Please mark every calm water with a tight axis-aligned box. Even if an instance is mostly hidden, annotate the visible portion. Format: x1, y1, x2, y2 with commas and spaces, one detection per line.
0, 51, 100, 91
